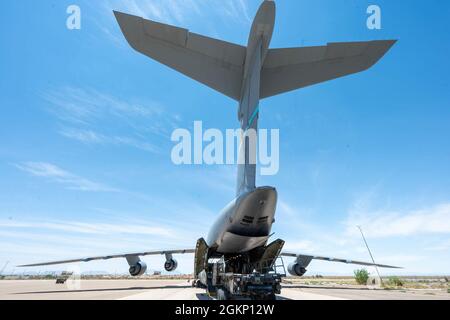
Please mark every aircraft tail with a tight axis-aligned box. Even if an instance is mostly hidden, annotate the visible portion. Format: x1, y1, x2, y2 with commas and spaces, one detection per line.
260, 40, 397, 99
114, 11, 246, 101
115, 11, 396, 198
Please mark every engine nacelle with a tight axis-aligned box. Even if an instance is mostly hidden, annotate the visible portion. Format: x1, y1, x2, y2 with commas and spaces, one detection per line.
164, 259, 178, 272
288, 263, 307, 277
129, 261, 147, 277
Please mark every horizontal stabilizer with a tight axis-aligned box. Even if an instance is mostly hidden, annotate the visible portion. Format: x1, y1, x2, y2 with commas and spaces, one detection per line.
114, 11, 246, 101
261, 40, 396, 98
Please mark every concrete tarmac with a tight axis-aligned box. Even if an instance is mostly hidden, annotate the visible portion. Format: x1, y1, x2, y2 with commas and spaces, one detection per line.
0, 280, 449, 300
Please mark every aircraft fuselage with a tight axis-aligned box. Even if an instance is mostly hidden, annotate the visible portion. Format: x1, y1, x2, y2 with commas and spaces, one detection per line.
206, 187, 277, 254
206, 1, 277, 256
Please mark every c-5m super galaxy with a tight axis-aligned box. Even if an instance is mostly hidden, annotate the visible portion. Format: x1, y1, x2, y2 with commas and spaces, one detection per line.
20, 1, 398, 299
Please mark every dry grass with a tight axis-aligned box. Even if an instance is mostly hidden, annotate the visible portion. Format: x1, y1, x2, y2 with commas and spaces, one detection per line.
1, 274, 195, 281
284, 276, 449, 290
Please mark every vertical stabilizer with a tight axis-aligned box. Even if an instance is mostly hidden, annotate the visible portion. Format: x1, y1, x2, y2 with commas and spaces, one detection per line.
236, 1, 276, 196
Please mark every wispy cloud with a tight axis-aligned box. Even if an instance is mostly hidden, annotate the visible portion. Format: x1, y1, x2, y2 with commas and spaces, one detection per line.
91, 0, 251, 46
15, 162, 118, 192
345, 202, 450, 238
0, 219, 174, 238
59, 129, 104, 144
278, 201, 298, 217
0, 217, 197, 272
59, 128, 160, 153
43, 87, 164, 124
102, 0, 251, 25
43, 87, 180, 153
273, 195, 450, 274
219, 0, 251, 23
426, 239, 450, 252
284, 240, 316, 253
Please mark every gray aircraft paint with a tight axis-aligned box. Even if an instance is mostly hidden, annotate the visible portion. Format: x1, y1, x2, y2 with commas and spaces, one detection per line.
238, 1, 275, 196
19, 1, 399, 270
112, 0, 394, 256
210, 2, 277, 253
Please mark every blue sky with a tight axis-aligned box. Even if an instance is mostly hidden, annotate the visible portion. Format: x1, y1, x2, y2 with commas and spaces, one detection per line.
1, 0, 449, 276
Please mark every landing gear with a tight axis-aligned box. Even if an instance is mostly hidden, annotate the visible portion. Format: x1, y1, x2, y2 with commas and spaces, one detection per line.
216, 289, 230, 301
200, 239, 286, 300
192, 279, 206, 289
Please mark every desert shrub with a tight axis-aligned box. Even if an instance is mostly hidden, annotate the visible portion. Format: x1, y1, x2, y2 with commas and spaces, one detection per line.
388, 276, 404, 287
354, 269, 370, 285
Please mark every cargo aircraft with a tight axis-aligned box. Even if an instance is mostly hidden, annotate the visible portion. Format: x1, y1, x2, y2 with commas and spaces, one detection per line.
21, 0, 399, 288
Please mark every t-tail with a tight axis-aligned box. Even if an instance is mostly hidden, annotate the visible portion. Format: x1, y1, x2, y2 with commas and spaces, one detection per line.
236, 0, 276, 197
114, 0, 396, 197
16, 0, 401, 276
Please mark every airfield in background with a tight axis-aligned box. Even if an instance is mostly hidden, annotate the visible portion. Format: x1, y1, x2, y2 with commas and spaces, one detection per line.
1, 276, 448, 300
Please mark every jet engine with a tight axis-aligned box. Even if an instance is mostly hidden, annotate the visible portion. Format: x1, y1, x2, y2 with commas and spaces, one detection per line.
164, 259, 178, 272
129, 261, 147, 277
287, 263, 307, 277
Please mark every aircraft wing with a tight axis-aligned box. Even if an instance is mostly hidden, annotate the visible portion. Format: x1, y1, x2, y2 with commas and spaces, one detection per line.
260, 40, 397, 99
114, 11, 246, 101
281, 252, 401, 269
18, 249, 195, 267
